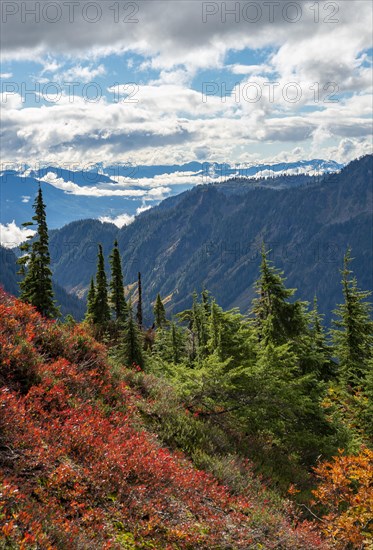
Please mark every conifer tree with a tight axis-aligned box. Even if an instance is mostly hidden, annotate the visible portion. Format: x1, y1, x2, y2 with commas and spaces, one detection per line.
332, 250, 373, 385
92, 244, 111, 325
176, 301, 195, 361
191, 292, 201, 360
201, 287, 211, 315
64, 314, 76, 327
109, 240, 128, 323
191, 291, 209, 359
17, 185, 59, 318
252, 246, 307, 345
308, 296, 336, 381
249, 340, 341, 467
154, 293, 167, 328
85, 277, 96, 322
206, 298, 253, 366
120, 304, 144, 368
170, 322, 183, 364
153, 321, 185, 364
136, 271, 143, 328
209, 300, 221, 353
361, 360, 373, 438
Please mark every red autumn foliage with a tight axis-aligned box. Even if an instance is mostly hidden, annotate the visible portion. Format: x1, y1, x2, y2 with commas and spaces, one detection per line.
0, 290, 328, 548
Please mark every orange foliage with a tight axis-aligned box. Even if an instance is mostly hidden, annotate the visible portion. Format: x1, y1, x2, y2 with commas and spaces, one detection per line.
312, 448, 373, 549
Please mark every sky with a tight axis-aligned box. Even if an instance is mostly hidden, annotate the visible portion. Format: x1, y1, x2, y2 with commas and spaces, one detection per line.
1, 0, 372, 169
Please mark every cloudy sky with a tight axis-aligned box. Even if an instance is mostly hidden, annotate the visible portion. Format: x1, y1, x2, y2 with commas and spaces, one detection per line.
1, 0, 372, 168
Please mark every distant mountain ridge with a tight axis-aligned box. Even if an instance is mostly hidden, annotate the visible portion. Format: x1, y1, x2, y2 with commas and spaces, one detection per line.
1, 159, 344, 230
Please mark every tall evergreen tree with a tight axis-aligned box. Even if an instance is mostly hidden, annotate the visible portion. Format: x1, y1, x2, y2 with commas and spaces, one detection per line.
136, 271, 143, 328
170, 322, 184, 364
85, 277, 96, 322
252, 246, 307, 345
17, 185, 59, 318
154, 293, 167, 328
192, 291, 209, 359
332, 250, 373, 385
109, 240, 128, 323
120, 305, 144, 368
92, 244, 111, 325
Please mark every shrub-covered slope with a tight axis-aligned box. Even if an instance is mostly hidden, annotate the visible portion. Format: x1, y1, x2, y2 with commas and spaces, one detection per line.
0, 290, 327, 549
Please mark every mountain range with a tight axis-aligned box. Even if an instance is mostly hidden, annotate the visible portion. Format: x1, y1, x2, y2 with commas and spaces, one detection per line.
1, 159, 343, 230
1, 155, 371, 324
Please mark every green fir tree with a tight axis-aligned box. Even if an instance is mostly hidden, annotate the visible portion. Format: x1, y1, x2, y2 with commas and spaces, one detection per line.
120, 304, 144, 368
17, 185, 59, 318
109, 240, 128, 323
136, 271, 143, 328
154, 293, 167, 328
332, 249, 373, 386
92, 244, 111, 325
85, 277, 96, 322
307, 296, 336, 381
252, 246, 307, 345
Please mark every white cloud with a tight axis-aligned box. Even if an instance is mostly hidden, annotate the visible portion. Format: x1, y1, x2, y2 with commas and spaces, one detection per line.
229, 64, 271, 75
41, 58, 62, 74
61, 64, 106, 83
109, 171, 207, 189
146, 186, 171, 199
99, 203, 154, 228
136, 204, 152, 215
1, 91, 22, 109
99, 212, 134, 228
324, 138, 373, 164
0, 221, 35, 248
149, 68, 194, 87
38, 172, 145, 197
37, 172, 172, 202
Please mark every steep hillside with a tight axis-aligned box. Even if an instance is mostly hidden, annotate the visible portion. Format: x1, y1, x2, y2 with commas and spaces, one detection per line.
47, 155, 372, 325
0, 290, 327, 549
